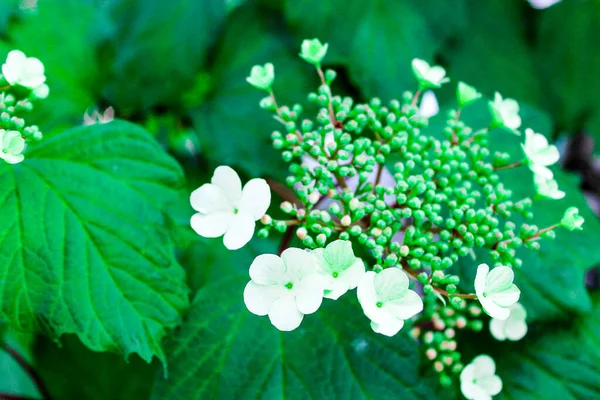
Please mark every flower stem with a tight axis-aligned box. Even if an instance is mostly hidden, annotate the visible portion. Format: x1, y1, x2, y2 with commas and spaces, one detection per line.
494, 161, 523, 171
316, 67, 340, 128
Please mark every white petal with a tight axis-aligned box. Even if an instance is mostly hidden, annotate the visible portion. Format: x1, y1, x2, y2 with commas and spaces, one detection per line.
487, 285, 520, 307
1, 153, 24, 164
485, 266, 515, 293
281, 248, 318, 282
190, 183, 232, 213
505, 319, 527, 341
21, 57, 45, 88
341, 259, 366, 290
323, 277, 350, 300
474, 264, 489, 298
243, 281, 286, 316
489, 318, 507, 341
323, 240, 355, 269
374, 268, 409, 301
530, 164, 553, 179
268, 296, 303, 331
239, 178, 271, 220
419, 91, 439, 118
294, 274, 324, 314
211, 165, 242, 203
249, 254, 288, 285
472, 355, 496, 378
223, 213, 255, 250
370, 318, 404, 337
357, 272, 391, 324
190, 212, 232, 238
479, 294, 510, 320
477, 375, 502, 396
385, 290, 423, 320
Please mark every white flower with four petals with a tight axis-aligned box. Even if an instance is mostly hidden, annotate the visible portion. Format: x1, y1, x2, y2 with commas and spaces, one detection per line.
2, 50, 46, 89
475, 264, 520, 320
460, 355, 503, 400
488, 92, 521, 133
521, 128, 560, 179
243, 248, 324, 331
190, 166, 271, 250
312, 240, 365, 300
357, 268, 423, 337
489, 303, 527, 341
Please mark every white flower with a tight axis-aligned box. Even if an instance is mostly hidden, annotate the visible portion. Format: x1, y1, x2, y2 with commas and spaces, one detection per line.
0, 129, 25, 164
490, 303, 527, 341
243, 248, 324, 331
475, 264, 520, 320
312, 240, 365, 300
2, 50, 46, 89
521, 128, 560, 179
534, 173, 565, 200
411, 59, 449, 89
460, 355, 502, 400
83, 107, 114, 126
528, 0, 561, 9
190, 166, 271, 250
357, 268, 423, 336
488, 92, 521, 133
418, 90, 439, 118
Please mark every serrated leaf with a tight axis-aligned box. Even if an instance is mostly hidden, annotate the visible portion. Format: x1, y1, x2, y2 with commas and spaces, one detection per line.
152, 276, 437, 400
0, 121, 189, 364
284, 0, 437, 100
106, 0, 226, 112
191, 4, 311, 181
35, 335, 158, 400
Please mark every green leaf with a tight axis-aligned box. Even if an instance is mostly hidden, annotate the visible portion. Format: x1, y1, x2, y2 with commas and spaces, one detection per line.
494, 295, 600, 399
106, 0, 226, 112
191, 4, 311, 180
0, 0, 112, 133
0, 329, 39, 399
152, 275, 437, 400
284, 0, 437, 100
0, 121, 189, 363
35, 335, 158, 400
536, 0, 600, 136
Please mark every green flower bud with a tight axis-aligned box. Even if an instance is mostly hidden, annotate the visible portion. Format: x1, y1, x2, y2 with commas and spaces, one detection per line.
561, 207, 584, 231
456, 81, 482, 108
299, 38, 328, 67
246, 63, 275, 91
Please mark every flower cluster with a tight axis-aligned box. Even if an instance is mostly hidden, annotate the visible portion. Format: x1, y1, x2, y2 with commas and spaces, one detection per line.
189, 39, 584, 399
0, 50, 49, 164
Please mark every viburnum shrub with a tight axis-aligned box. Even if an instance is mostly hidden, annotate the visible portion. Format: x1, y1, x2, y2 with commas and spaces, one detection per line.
0, 50, 48, 165
190, 38, 584, 399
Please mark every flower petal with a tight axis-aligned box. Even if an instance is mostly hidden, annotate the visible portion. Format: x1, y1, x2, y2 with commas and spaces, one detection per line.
477, 375, 502, 396
323, 277, 350, 300
244, 281, 286, 316
268, 296, 303, 331
357, 271, 391, 324
190, 183, 232, 214
385, 290, 423, 320
249, 254, 288, 285
485, 266, 515, 293
324, 240, 356, 269
472, 355, 496, 378
370, 318, 404, 337
374, 268, 408, 301
190, 212, 232, 238
479, 294, 510, 320
489, 318, 507, 341
475, 264, 489, 298
281, 248, 318, 282
211, 165, 242, 203
295, 274, 324, 314
239, 178, 271, 220
505, 319, 527, 341
341, 259, 366, 290
223, 213, 255, 250
487, 284, 520, 307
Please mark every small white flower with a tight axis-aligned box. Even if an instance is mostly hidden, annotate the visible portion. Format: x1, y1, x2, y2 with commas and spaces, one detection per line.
243, 248, 324, 331
190, 166, 271, 250
0, 129, 25, 164
528, 0, 561, 9
488, 92, 521, 133
522, 128, 560, 179
2, 50, 46, 89
490, 303, 527, 341
475, 264, 520, 320
312, 240, 365, 300
534, 173, 565, 200
460, 355, 502, 400
418, 90, 439, 118
411, 59, 450, 89
83, 107, 114, 126
357, 268, 423, 337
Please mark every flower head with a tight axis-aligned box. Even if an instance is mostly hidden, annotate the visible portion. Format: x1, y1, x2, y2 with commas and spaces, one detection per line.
521, 128, 559, 179
457, 81, 482, 108
299, 38, 328, 67
561, 207, 584, 231
246, 63, 275, 92
243, 248, 324, 331
488, 92, 521, 133
190, 166, 271, 250
475, 264, 520, 320
0, 129, 25, 164
490, 303, 527, 341
411, 59, 450, 89
357, 268, 423, 337
534, 174, 565, 200
2, 50, 46, 89
460, 355, 502, 400
312, 240, 365, 300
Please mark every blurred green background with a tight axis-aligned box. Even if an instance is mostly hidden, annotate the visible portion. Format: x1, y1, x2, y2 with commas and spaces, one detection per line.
1, 0, 600, 399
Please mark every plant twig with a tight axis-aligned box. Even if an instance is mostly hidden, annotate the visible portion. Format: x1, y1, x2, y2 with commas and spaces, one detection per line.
279, 226, 296, 255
